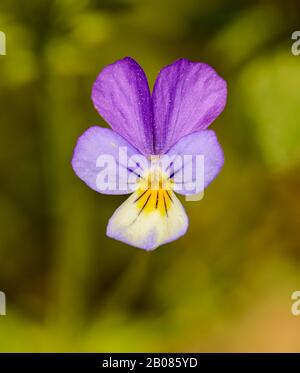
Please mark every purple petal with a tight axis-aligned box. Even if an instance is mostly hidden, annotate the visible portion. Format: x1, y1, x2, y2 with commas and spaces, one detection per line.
152, 58, 227, 154
72, 126, 147, 194
165, 130, 224, 195
92, 57, 154, 155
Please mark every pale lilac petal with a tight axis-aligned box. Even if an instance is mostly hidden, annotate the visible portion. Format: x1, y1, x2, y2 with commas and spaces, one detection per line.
152, 59, 227, 154
72, 126, 148, 194
92, 57, 154, 155
165, 130, 224, 195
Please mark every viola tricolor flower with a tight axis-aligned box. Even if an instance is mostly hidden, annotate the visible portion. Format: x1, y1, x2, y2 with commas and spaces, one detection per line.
72, 57, 227, 251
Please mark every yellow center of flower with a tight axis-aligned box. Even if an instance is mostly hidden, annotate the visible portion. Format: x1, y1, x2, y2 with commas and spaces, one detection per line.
134, 162, 174, 216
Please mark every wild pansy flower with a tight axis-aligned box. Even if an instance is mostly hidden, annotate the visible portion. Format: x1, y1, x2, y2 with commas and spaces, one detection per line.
72, 57, 227, 251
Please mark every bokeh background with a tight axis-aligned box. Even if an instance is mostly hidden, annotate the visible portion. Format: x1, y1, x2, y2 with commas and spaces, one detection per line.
1, 0, 300, 352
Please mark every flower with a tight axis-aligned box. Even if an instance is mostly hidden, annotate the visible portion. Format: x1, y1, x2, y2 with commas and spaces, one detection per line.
72, 57, 227, 251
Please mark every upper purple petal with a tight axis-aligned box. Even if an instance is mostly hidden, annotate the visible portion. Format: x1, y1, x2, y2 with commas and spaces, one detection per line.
92, 57, 154, 155
152, 58, 227, 154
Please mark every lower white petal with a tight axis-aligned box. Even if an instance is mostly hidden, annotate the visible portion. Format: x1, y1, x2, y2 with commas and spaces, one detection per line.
106, 189, 188, 250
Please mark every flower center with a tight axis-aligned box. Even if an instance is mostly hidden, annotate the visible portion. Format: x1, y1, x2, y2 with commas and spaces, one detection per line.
134, 161, 173, 216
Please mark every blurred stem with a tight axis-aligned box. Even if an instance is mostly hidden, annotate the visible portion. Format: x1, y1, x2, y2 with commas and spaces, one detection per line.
35, 50, 93, 336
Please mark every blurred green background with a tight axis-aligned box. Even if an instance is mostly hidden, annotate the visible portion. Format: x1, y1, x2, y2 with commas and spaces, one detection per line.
1, 0, 300, 352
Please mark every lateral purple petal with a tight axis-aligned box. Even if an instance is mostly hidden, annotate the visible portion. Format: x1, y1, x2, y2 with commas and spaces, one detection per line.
152, 59, 227, 154
92, 57, 154, 155
165, 130, 224, 195
72, 126, 146, 195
